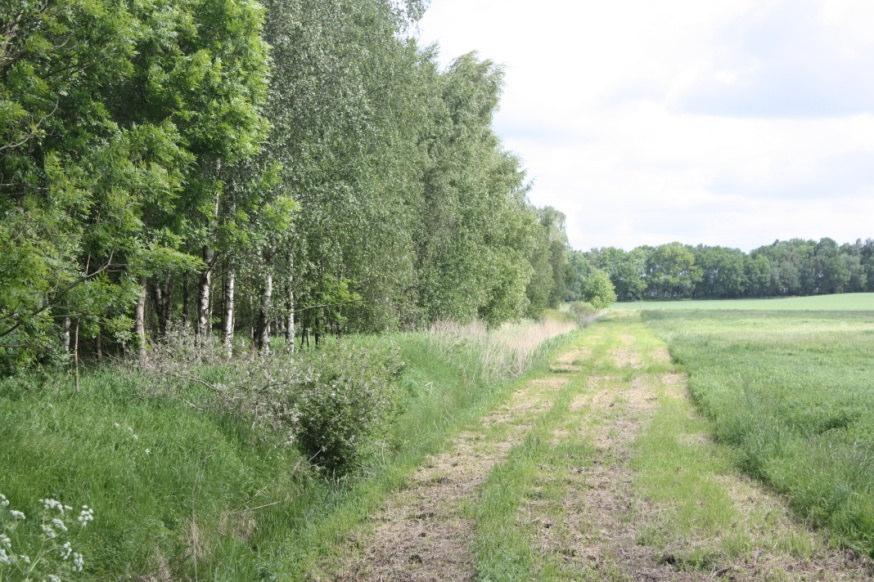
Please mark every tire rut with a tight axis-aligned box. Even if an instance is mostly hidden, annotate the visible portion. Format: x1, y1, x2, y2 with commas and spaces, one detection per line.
332, 367, 572, 581
535, 327, 874, 581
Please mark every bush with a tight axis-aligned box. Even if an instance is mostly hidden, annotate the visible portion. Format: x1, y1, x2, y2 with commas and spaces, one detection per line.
291, 343, 405, 474
582, 269, 617, 309
568, 301, 598, 324
140, 329, 405, 476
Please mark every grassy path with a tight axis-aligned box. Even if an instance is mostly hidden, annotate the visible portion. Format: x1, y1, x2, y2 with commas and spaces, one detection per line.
330, 314, 874, 580
334, 362, 570, 579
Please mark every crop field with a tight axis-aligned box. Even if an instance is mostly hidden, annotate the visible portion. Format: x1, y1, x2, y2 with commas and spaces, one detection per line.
636, 295, 874, 556
615, 292, 874, 312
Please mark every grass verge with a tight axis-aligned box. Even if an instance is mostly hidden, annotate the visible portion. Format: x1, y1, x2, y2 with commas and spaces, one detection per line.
0, 318, 576, 580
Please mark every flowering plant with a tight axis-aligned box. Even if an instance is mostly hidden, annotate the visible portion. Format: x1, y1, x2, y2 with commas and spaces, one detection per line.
0, 493, 93, 580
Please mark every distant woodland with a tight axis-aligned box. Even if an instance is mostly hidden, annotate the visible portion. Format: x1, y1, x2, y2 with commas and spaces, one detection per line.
587, 239, 874, 301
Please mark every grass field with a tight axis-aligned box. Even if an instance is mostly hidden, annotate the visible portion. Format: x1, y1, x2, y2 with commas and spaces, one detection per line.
0, 321, 576, 579
4, 296, 874, 579
615, 292, 874, 311
634, 296, 874, 556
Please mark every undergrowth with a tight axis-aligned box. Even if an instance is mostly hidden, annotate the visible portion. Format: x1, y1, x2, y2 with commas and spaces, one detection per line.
0, 316, 576, 579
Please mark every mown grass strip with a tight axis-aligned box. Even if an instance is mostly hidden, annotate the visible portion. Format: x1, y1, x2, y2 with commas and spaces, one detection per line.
470, 326, 621, 580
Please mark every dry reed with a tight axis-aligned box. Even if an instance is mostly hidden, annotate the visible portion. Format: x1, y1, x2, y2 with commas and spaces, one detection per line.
426, 317, 576, 381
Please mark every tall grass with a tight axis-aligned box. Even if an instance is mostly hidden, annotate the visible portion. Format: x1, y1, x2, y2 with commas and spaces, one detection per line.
426, 317, 577, 381
645, 310, 874, 556
0, 317, 578, 579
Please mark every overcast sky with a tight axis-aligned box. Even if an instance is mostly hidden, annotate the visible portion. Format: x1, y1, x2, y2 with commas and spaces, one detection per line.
416, 0, 874, 251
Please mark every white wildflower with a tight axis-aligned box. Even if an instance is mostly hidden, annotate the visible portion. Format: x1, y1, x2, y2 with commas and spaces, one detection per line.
113, 422, 120, 428
51, 518, 68, 532
0, 533, 10, 548
41, 498, 66, 513
145, 448, 151, 455
9, 510, 25, 520
0, 547, 10, 565
19, 554, 30, 564
0, 493, 8, 507
47, 575, 62, 582
72, 552, 84, 572
59, 541, 72, 560
41, 524, 57, 539
77, 506, 94, 527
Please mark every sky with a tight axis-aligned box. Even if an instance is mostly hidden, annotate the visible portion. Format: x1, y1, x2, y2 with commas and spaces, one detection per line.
415, 0, 874, 251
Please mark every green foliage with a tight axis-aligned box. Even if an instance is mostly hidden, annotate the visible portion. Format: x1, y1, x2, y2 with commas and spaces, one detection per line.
591, 238, 874, 303
645, 243, 701, 299
588, 247, 647, 301
564, 250, 616, 309
292, 343, 405, 474
581, 269, 617, 309
0, 0, 574, 374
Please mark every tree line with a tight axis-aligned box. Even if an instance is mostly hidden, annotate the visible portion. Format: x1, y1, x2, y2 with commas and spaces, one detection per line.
587, 238, 874, 301
0, 0, 574, 376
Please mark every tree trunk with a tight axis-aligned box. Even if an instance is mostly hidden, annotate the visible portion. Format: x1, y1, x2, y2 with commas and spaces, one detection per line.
198, 167, 222, 342
222, 268, 235, 358
158, 275, 172, 336
285, 271, 295, 353
62, 316, 71, 356
197, 247, 214, 342
181, 275, 190, 329
256, 269, 273, 355
135, 279, 147, 367
73, 320, 80, 391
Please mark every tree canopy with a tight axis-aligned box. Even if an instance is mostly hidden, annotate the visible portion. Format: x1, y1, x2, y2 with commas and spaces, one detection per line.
0, 0, 574, 375
588, 239, 874, 302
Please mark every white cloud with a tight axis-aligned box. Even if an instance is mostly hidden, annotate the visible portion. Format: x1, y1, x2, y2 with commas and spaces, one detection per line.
416, 0, 874, 250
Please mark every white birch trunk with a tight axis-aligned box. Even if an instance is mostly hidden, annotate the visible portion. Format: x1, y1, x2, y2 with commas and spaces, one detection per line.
223, 269, 235, 358
62, 316, 71, 356
257, 270, 273, 355
135, 280, 147, 366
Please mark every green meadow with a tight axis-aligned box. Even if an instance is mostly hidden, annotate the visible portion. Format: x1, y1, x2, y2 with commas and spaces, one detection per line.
615, 292, 874, 312
631, 295, 874, 555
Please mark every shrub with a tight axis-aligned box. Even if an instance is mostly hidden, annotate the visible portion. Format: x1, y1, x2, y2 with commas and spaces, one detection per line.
141, 328, 405, 475
292, 343, 405, 474
582, 269, 617, 309
568, 301, 598, 325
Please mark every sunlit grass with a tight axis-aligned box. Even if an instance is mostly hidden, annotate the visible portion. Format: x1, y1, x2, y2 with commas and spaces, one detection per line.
0, 319, 577, 579
613, 292, 874, 312
644, 309, 874, 556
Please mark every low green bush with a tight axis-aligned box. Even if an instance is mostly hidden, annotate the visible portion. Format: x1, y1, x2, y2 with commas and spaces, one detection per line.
291, 343, 405, 474
137, 327, 405, 475
568, 301, 597, 324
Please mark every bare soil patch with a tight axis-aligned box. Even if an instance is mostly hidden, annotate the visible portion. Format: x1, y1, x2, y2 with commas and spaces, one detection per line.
652, 346, 672, 364
529, 362, 683, 580
549, 347, 592, 373
660, 373, 687, 399
611, 347, 643, 369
